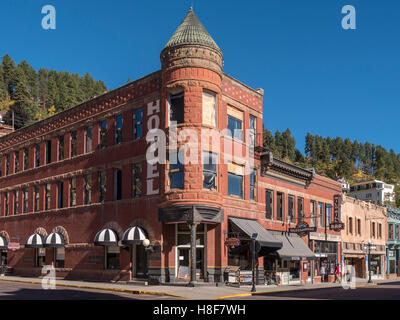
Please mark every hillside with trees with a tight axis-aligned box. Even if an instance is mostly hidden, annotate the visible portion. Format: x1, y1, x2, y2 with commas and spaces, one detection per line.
263, 128, 400, 207
0, 54, 107, 129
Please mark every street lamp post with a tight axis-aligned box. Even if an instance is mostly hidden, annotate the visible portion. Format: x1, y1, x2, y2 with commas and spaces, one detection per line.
367, 240, 372, 283
364, 239, 374, 284
251, 233, 258, 293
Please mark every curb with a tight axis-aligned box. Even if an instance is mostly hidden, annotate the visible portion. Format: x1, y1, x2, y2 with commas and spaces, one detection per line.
215, 282, 383, 299
0, 277, 189, 299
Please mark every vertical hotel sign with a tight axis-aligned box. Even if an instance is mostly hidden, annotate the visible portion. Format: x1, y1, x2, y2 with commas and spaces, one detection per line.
330, 194, 345, 231
146, 99, 161, 195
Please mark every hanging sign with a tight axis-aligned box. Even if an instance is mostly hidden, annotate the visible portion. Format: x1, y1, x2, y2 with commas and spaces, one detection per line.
225, 238, 241, 249
330, 194, 345, 231
289, 221, 316, 237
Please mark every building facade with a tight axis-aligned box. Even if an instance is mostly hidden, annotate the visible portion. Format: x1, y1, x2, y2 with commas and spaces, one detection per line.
0, 8, 343, 285
386, 206, 400, 277
259, 153, 342, 285
340, 195, 387, 279
349, 180, 395, 206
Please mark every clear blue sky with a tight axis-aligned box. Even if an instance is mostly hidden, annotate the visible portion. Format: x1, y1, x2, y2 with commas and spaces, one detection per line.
1, 0, 399, 154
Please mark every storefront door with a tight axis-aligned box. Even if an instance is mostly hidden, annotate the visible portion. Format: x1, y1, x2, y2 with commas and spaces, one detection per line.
0, 251, 6, 266
177, 248, 204, 280
135, 244, 148, 278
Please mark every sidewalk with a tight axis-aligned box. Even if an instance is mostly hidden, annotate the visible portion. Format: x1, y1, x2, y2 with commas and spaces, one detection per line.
0, 275, 398, 300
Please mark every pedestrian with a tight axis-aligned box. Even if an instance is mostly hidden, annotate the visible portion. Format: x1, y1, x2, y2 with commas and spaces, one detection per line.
320, 264, 326, 283
334, 264, 340, 283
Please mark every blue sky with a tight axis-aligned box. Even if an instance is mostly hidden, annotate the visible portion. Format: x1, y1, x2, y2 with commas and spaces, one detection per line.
1, 0, 399, 154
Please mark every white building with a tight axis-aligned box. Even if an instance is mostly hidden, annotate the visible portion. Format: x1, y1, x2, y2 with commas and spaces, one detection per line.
349, 180, 395, 206
337, 177, 350, 194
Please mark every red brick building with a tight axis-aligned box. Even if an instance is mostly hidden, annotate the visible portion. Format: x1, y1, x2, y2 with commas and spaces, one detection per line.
0, 8, 342, 285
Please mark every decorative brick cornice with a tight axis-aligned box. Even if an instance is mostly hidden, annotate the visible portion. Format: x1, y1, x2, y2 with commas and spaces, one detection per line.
261, 151, 314, 187
0, 71, 162, 153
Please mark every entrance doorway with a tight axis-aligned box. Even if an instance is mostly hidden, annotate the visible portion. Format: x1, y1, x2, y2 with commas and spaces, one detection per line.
177, 247, 204, 280
132, 245, 148, 278
0, 251, 6, 266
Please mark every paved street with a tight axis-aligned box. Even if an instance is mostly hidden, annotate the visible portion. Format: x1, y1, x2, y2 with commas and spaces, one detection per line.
0, 281, 177, 300
231, 282, 400, 300
0, 276, 399, 300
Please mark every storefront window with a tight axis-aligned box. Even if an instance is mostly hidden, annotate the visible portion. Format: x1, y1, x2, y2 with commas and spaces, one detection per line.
176, 224, 206, 279
228, 243, 250, 271
370, 255, 382, 275
176, 224, 205, 246
36, 248, 46, 267
54, 247, 65, 268
313, 240, 338, 277
289, 261, 300, 280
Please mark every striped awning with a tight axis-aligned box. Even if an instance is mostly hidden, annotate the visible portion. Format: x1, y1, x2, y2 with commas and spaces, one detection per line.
94, 229, 119, 246
25, 234, 45, 248
44, 233, 65, 248
0, 236, 8, 250
122, 227, 148, 245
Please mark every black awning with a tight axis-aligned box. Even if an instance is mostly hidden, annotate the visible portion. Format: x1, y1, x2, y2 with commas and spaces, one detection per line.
229, 217, 283, 252
271, 231, 316, 261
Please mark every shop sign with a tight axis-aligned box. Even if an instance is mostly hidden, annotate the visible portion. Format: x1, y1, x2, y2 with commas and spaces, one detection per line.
289, 221, 316, 237
330, 195, 345, 231
7, 242, 20, 251
225, 238, 241, 248
330, 222, 345, 232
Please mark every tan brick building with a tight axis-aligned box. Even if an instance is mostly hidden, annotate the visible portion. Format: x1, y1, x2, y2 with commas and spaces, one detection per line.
340, 195, 387, 279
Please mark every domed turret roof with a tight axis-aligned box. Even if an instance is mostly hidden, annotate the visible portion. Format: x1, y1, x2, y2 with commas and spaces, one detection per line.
162, 8, 222, 54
